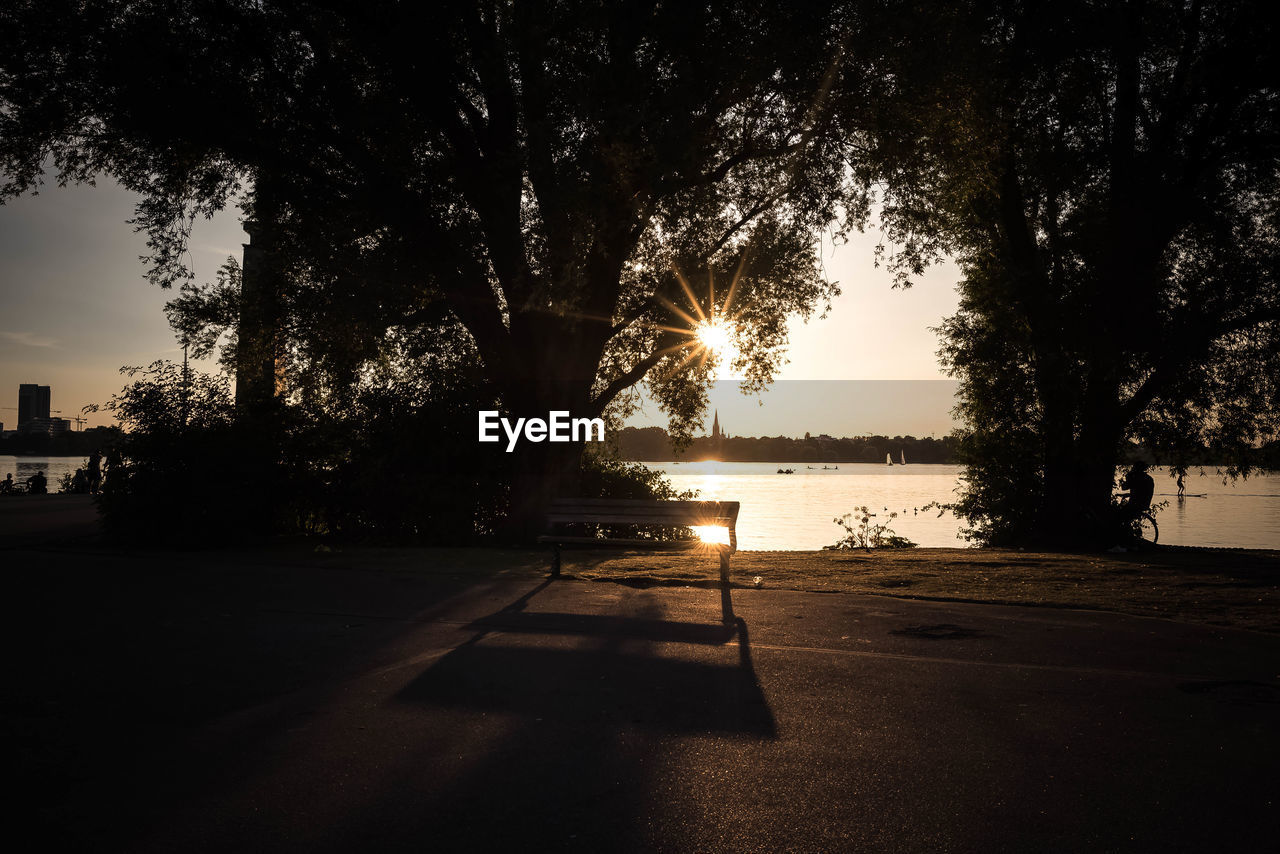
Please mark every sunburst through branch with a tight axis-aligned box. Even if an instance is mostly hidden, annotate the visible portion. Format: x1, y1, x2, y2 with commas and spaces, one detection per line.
660, 262, 743, 380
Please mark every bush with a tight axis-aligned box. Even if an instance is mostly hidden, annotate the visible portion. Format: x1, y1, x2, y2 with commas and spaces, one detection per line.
92, 361, 260, 545
825, 506, 917, 550
561, 454, 698, 542
578, 455, 693, 501
92, 358, 695, 546
317, 387, 508, 543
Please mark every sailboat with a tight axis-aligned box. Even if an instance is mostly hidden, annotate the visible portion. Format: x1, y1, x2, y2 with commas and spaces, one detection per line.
900, 449, 907, 465
885, 452, 893, 466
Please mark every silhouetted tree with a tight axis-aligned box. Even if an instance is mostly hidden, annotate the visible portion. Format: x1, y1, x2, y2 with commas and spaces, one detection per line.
844, 0, 1280, 545
1, 0, 864, 536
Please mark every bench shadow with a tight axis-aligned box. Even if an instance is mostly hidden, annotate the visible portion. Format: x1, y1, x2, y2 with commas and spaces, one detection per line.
397, 585, 774, 737
469, 610, 740, 645
301, 586, 772, 850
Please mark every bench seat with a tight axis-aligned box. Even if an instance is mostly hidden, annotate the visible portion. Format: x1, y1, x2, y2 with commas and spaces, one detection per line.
536, 535, 711, 550
539, 498, 740, 588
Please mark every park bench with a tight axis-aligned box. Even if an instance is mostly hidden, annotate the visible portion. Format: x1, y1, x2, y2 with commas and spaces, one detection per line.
538, 498, 740, 589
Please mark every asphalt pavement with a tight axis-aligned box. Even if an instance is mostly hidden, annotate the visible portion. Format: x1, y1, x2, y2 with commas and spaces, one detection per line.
3, 541, 1278, 852
0, 494, 99, 546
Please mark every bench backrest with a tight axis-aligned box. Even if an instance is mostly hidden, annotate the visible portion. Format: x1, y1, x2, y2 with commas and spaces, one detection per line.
546, 498, 740, 552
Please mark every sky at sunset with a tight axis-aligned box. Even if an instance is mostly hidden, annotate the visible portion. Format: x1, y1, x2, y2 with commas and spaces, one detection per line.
1, 176, 961, 435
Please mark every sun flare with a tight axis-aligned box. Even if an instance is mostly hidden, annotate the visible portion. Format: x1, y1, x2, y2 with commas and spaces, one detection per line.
692, 524, 731, 546
648, 261, 747, 381
696, 318, 734, 355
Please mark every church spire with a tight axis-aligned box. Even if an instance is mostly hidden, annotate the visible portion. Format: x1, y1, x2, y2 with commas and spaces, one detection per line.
711, 409, 721, 440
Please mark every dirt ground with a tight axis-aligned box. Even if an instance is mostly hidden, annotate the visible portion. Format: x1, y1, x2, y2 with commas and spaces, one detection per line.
3, 493, 1275, 634
552, 546, 1280, 634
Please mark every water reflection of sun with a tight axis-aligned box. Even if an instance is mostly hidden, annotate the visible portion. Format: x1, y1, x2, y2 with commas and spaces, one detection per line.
691, 472, 726, 501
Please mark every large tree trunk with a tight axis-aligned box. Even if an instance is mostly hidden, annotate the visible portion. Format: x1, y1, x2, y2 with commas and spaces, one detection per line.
1035, 377, 1127, 548
1032, 343, 1085, 547
1076, 376, 1129, 544
234, 214, 287, 537
506, 437, 584, 542
1037, 441, 1124, 547
495, 326, 602, 542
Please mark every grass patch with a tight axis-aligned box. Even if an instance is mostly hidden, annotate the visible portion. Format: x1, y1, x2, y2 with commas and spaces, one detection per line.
561, 546, 1280, 633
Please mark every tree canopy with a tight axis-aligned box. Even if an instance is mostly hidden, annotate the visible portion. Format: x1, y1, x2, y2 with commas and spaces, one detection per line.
844, 0, 1280, 544
1, 0, 871, 532
7, 1, 1275, 546
0, 2, 857, 414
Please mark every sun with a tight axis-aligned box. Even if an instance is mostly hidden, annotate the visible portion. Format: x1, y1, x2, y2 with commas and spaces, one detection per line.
691, 524, 731, 546
696, 318, 734, 356
647, 261, 746, 380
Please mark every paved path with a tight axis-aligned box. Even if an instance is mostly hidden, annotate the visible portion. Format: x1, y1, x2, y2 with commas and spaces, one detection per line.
4, 547, 1278, 852
0, 494, 99, 546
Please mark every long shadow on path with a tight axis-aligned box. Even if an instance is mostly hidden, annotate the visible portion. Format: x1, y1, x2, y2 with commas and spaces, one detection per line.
317, 582, 777, 851
401, 579, 773, 735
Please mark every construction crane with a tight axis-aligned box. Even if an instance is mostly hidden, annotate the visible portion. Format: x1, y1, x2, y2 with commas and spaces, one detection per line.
50, 409, 90, 431
4, 406, 88, 429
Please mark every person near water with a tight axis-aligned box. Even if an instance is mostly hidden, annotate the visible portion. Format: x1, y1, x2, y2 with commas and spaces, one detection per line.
26, 471, 48, 495
1176, 472, 1186, 498
0, 473, 13, 494
104, 448, 124, 492
1117, 462, 1155, 523
88, 449, 103, 493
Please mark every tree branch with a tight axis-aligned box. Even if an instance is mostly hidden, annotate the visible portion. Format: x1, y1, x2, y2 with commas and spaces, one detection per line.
589, 333, 683, 416
1121, 304, 1280, 422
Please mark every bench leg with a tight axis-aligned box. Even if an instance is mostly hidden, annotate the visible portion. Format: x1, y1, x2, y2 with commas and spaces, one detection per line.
719, 549, 734, 623
551, 543, 561, 578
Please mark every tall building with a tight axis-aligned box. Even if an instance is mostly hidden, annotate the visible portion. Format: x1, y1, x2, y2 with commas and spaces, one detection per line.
17, 384, 51, 428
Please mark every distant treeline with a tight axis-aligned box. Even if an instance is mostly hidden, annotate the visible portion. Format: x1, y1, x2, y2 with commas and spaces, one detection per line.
1119, 441, 1280, 472
616, 427, 1280, 469
615, 426, 961, 464
0, 426, 123, 458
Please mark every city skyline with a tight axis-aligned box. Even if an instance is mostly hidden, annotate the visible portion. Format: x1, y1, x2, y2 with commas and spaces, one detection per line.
1, 382, 77, 436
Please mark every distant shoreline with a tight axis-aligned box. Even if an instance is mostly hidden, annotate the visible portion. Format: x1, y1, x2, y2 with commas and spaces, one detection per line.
614, 426, 959, 464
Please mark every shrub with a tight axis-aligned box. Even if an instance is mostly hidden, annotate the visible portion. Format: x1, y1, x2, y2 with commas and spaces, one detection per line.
91, 361, 256, 545
825, 506, 917, 550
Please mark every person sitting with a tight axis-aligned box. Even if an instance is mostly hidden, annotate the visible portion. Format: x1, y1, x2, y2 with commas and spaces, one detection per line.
26, 471, 48, 495
71, 468, 90, 494
1117, 462, 1154, 522
0, 473, 13, 494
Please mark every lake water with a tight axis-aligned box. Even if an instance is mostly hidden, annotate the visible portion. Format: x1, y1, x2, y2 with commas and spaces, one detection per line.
0, 455, 88, 492
653, 461, 1280, 551
5, 456, 1276, 551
